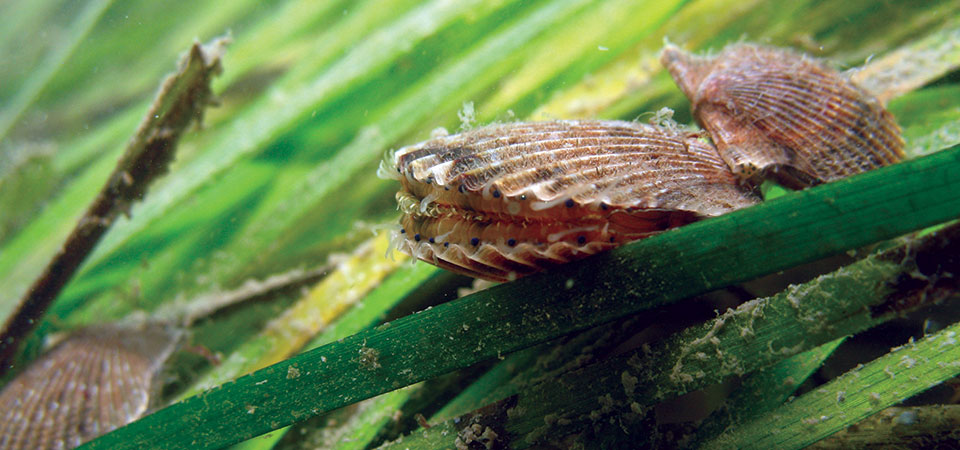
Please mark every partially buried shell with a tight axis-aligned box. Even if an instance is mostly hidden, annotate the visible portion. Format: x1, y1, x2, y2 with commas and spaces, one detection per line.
661, 43, 904, 189
386, 120, 760, 281
0, 322, 182, 450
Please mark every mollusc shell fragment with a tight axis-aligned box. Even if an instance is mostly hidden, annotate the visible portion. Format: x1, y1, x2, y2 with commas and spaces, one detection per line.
661, 43, 904, 189
390, 120, 760, 281
0, 323, 181, 450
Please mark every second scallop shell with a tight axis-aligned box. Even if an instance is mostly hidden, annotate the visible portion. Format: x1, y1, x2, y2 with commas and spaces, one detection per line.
386, 120, 760, 281
0, 323, 182, 450
661, 43, 905, 189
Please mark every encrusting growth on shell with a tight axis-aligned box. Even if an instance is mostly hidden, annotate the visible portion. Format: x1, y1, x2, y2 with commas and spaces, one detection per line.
661, 43, 904, 189
389, 120, 760, 281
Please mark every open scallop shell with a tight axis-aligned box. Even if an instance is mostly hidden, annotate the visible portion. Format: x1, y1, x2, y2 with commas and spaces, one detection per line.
0, 323, 182, 450
390, 120, 760, 281
661, 43, 905, 189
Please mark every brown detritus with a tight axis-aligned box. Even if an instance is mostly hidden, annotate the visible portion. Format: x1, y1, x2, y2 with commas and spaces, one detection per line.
662, 43, 904, 189
0, 36, 230, 377
286, 365, 301, 380
415, 413, 431, 429
809, 405, 960, 449
871, 222, 960, 317
559, 391, 658, 449
621, 370, 639, 397
455, 424, 499, 450
452, 396, 515, 450
358, 345, 381, 370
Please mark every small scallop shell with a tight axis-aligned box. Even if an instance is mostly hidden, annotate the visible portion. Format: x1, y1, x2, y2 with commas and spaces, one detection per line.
390, 120, 760, 281
0, 323, 182, 450
661, 43, 905, 189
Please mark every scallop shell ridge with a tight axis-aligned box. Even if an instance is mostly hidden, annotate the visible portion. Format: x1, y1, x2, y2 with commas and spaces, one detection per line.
392, 120, 759, 281
0, 323, 181, 450
662, 43, 905, 188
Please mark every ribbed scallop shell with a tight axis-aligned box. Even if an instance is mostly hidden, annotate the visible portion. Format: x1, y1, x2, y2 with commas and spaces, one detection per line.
389, 120, 760, 281
0, 323, 181, 450
661, 43, 904, 189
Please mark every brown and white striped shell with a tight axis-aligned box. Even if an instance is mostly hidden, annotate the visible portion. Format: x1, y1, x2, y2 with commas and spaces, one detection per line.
385, 120, 760, 281
0, 323, 182, 450
661, 43, 905, 189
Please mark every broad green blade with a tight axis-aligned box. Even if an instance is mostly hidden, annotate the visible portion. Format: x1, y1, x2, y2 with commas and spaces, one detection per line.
704, 322, 960, 449
81, 145, 960, 450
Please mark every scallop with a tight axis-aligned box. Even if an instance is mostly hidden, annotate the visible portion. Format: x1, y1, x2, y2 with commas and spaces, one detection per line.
389, 120, 760, 281
0, 322, 182, 450
661, 43, 905, 189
